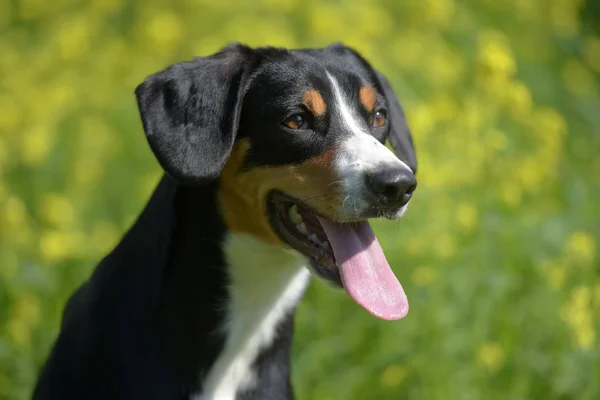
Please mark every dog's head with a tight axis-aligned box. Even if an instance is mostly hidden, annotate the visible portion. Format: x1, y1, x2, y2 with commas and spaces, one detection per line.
136, 43, 417, 320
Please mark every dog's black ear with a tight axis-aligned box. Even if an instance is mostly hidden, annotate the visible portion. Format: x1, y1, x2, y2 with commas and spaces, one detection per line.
326, 43, 417, 173
135, 43, 254, 185
373, 71, 417, 174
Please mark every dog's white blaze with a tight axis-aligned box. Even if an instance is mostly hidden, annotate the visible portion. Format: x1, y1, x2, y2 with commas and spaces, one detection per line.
326, 72, 412, 215
195, 233, 310, 400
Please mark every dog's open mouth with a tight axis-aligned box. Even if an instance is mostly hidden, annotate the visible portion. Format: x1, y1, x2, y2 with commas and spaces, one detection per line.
267, 191, 409, 320
267, 191, 341, 285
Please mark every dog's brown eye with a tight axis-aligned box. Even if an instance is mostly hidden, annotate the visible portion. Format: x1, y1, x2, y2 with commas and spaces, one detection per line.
283, 114, 307, 130
374, 110, 386, 127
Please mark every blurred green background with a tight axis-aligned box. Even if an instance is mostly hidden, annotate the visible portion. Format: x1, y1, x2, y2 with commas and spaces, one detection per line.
1, 0, 599, 398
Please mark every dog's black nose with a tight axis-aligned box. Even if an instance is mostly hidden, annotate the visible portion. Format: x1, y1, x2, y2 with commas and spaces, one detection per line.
366, 168, 417, 208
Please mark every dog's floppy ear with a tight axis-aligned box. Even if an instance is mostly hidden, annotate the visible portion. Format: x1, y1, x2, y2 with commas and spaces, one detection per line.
373, 71, 418, 173
326, 43, 417, 173
135, 43, 254, 185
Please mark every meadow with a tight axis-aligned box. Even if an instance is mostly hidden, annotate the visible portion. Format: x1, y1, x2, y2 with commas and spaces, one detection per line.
0, 0, 599, 398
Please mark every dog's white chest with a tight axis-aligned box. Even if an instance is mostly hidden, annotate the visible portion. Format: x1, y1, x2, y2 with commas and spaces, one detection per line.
194, 233, 310, 400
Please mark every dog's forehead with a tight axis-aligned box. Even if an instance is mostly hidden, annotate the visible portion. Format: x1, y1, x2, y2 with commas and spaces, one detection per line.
249, 48, 377, 96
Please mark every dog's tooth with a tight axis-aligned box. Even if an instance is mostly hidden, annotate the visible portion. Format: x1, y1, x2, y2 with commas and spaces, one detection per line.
297, 223, 308, 235
308, 233, 319, 244
289, 205, 303, 224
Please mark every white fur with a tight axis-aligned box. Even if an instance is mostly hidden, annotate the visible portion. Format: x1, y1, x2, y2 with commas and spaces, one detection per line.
194, 233, 310, 400
326, 72, 413, 216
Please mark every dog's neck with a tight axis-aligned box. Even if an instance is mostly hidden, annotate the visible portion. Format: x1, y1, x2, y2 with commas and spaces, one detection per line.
152, 176, 309, 399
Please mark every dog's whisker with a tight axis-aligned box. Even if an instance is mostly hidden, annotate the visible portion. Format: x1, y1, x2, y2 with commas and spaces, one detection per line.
298, 194, 328, 202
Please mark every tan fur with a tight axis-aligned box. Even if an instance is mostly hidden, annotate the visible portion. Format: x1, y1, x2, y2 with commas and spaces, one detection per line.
218, 139, 342, 245
302, 89, 327, 117
359, 86, 377, 112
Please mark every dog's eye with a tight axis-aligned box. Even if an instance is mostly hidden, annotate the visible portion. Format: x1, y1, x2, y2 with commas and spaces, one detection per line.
283, 114, 307, 130
373, 110, 386, 128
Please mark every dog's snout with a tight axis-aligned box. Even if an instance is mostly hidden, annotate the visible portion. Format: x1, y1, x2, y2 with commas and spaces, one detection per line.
366, 168, 417, 208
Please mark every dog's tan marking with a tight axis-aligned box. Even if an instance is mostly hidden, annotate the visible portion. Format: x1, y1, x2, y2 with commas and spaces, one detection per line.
302, 89, 327, 117
218, 139, 342, 245
359, 86, 377, 112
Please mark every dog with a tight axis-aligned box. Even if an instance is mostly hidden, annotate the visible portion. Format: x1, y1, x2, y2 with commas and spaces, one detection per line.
32, 42, 418, 400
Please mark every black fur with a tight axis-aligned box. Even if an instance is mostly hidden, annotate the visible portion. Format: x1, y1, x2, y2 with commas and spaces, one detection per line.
135, 43, 255, 185
33, 43, 416, 400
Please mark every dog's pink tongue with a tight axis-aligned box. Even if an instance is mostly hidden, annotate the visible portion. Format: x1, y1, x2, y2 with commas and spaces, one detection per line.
318, 219, 409, 320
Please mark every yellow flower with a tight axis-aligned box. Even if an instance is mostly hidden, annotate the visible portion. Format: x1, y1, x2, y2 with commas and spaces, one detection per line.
19, 124, 54, 167
504, 80, 533, 118
8, 318, 30, 346
477, 31, 516, 78
518, 156, 546, 191
561, 285, 596, 350
309, 4, 346, 39
462, 96, 489, 133
55, 15, 93, 60
3, 195, 28, 228
429, 95, 459, 122
391, 31, 424, 70
572, 286, 591, 308
0, 94, 21, 132
38, 193, 76, 228
12, 293, 40, 328
351, 3, 393, 39
39, 230, 84, 263
498, 181, 522, 208
574, 324, 596, 350
563, 231, 596, 269
545, 264, 566, 290
408, 104, 435, 139
146, 11, 184, 56
7, 293, 40, 347
380, 364, 408, 388
456, 202, 478, 232
46, 81, 76, 112
530, 107, 566, 148
477, 342, 505, 373
68, 115, 118, 189
423, 0, 455, 27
